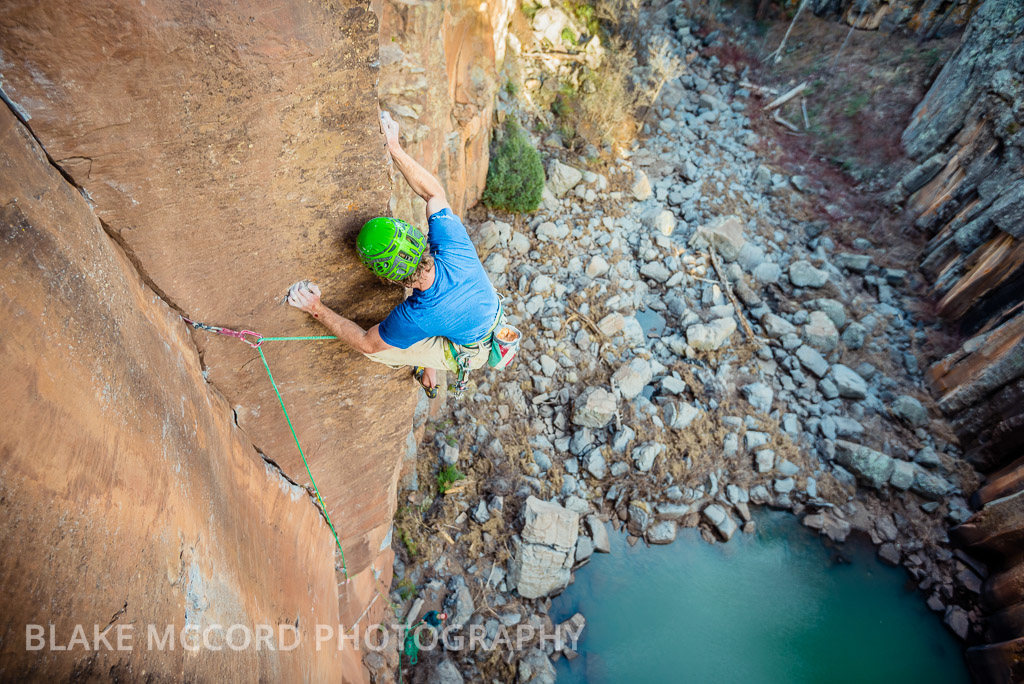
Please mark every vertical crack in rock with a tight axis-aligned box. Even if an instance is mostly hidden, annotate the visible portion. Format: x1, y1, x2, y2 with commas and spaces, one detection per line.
0, 94, 337, 539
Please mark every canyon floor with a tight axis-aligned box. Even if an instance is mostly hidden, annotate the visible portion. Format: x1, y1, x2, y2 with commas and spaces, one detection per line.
376, 5, 979, 683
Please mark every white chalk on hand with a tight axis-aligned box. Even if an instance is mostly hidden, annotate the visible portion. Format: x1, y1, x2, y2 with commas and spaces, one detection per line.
286, 280, 316, 307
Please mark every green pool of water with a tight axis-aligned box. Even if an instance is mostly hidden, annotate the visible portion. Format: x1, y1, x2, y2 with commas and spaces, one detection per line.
551, 510, 968, 683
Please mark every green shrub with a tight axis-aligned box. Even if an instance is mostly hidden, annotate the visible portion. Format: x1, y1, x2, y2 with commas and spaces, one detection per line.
396, 577, 416, 600
436, 464, 466, 494
482, 119, 545, 214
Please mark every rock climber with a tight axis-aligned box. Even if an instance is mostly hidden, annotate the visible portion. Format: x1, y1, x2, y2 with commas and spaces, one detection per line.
286, 111, 501, 397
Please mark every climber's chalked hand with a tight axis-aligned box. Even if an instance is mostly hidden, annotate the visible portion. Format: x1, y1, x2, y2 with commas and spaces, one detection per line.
286, 280, 321, 314
380, 110, 399, 148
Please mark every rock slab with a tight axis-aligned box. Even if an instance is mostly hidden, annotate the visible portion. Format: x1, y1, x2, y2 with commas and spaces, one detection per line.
511, 497, 580, 599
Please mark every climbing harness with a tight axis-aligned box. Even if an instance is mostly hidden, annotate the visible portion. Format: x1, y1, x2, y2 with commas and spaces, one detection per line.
444, 297, 522, 399
181, 316, 347, 578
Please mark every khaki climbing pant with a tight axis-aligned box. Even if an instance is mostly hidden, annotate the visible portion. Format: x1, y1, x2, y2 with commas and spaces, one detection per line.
364, 336, 490, 373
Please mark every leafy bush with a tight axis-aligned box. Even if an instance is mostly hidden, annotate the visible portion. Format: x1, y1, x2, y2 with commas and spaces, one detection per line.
482, 119, 545, 214
436, 464, 466, 494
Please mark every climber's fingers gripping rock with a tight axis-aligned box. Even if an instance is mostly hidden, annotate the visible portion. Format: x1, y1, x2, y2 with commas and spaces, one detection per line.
286, 280, 322, 314
379, 110, 399, 148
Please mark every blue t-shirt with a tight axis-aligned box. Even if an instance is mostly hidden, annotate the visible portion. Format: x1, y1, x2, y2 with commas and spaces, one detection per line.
378, 209, 499, 349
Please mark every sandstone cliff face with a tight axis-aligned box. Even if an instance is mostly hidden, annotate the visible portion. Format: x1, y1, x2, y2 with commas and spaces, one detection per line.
377, 0, 516, 225
0, 107, 343, 679
1, 0, 423, 680
898, 0, 1024, 678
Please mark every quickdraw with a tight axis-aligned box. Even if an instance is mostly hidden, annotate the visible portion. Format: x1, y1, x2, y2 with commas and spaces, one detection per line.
182, 316, 264, 348
448, 349, 473, 399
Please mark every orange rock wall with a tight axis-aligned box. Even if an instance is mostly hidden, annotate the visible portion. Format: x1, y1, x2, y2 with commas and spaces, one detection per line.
378, 0, 516, 225
0, 0, 431, 680
0, 107, 343, 680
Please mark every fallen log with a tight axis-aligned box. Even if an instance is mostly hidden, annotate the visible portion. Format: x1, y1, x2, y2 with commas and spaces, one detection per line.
764, 81, 808, 111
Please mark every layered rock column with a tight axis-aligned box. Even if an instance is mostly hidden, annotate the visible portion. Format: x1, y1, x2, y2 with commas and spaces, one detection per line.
898, 0, 1024, 678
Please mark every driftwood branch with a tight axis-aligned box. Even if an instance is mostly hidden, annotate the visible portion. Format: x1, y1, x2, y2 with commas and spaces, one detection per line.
773, 111, 801, 132
767, 0, 808, 63
740, 80, 780, 96
707, 247, 765, 345
764, 81, 808, 111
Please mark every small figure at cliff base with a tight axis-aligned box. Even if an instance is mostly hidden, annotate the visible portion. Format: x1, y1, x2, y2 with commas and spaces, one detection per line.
287, 111, 507, 397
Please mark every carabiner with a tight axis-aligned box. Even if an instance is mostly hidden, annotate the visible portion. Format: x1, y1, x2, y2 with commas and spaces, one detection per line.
239, 330, 264, 348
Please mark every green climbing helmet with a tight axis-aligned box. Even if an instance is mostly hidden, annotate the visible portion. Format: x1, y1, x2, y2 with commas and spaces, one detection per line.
356, 217, 427, 281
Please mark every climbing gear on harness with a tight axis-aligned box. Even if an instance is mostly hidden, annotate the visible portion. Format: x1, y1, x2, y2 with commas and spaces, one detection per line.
412, 366, 438, 399
356, 217, 427, 281
445, 296, 524, 398
180, 316, 347, 578
445, 299, 505, 399
447, 346, 474, 399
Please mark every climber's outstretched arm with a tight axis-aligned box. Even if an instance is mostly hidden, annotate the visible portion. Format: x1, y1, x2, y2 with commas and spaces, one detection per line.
380, 111, 450, 218
287, 282, 391, 355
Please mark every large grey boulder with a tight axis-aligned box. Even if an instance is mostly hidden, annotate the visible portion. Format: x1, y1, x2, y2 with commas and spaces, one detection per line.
892, 395, 929, 427
433, 658, 465, 684
694, 215, 746, 261
446, 577, 475, 629
803, 310, 839, 352
912, 469, 953, 500
834, 440, 894, 489
631, 169, 652, 200
632, 442, 665, 472
742, 382, 774, 414
803, 510, 851, 543
703, 504, 738, 541
836, 253, 872, 272
842, 322, 867, 349
547, 160, 583, 197
587, 514, 611, 553
795, 344, 829, 378
789, 260, 829, 288
890, 460, 915, 490
761, 312, 796, 338
518, 647, 557, 684
586, 255, 610, 278
686, 317, 737, 351
572, 387, 617, 428
665, 401, 700, 430
522, 496, 579, 549
645, 207, 677, 236
510, 497, 580, 599
832, 365, 868, 399
627, 500, 652, 536
640, 262, 672, 283
478, 220, 512, 249
612, 358, 653, 400
646, 520, 678, 544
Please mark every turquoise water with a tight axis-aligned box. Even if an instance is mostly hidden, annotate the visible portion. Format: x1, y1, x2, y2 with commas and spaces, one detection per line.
551, 510, 968, 683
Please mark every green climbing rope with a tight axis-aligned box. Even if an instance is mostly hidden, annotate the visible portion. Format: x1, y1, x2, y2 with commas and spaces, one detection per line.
259, 335, 339, 342
256, 342, 347, 577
